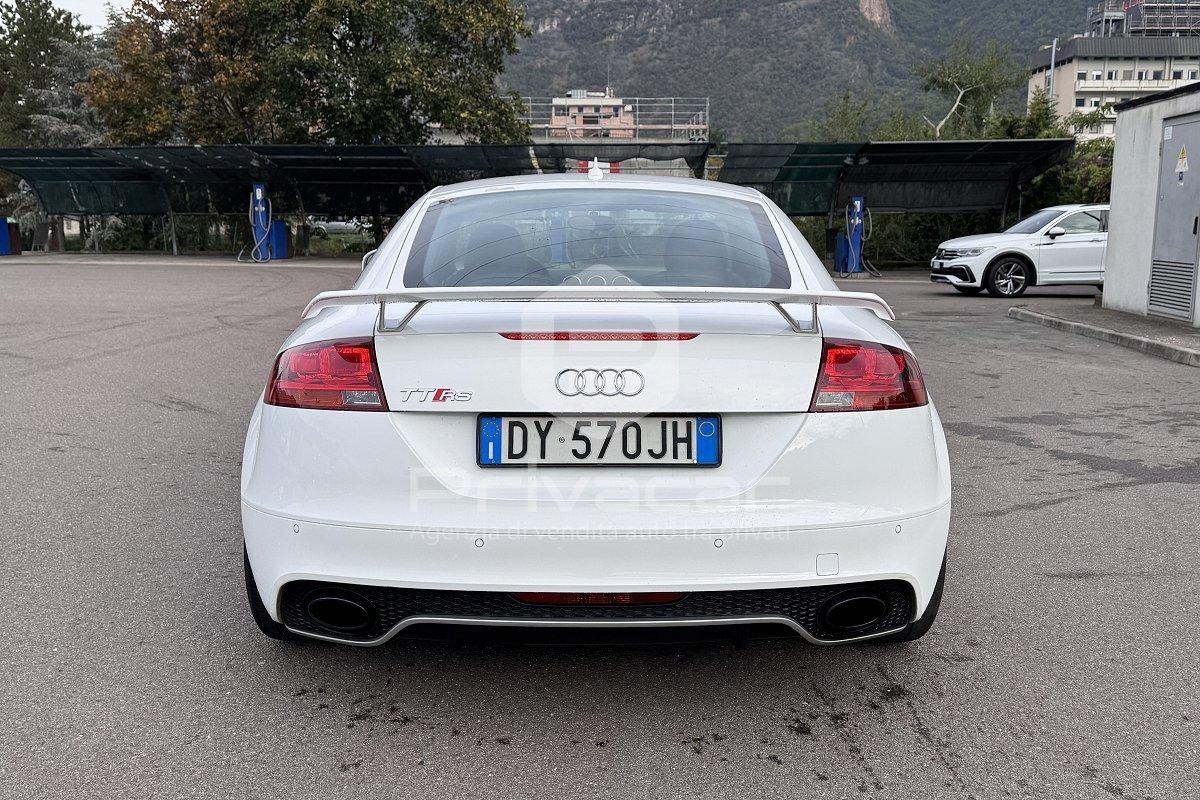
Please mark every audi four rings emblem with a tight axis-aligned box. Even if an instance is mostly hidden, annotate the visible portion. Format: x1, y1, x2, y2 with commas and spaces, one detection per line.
556, 368, 645, 397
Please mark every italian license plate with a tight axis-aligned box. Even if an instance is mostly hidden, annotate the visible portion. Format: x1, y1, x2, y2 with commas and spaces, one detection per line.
478, 415, 721, 467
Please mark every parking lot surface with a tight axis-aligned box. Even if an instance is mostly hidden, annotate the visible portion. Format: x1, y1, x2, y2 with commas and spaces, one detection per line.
2, 257, 1197, 799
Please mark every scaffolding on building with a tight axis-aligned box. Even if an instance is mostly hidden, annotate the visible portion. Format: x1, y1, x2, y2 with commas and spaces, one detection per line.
520, 92, 709, 143
1088, 0, 1200, 36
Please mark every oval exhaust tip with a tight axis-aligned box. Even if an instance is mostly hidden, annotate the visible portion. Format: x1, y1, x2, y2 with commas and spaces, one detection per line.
820, 593, 888, 633
305, 593, 373, 633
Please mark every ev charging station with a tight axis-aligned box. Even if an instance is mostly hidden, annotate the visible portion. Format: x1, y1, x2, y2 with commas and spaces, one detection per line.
247, 183, 291, 262
834, 196, 879, 278
844, 196, 866, 275
0, 217, 18, 256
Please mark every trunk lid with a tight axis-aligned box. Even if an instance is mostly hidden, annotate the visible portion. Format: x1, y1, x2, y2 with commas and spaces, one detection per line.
373, 301, 823, 413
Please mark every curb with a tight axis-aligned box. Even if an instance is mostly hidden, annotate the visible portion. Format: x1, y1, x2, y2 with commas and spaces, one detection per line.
1007, 307, 1200, 368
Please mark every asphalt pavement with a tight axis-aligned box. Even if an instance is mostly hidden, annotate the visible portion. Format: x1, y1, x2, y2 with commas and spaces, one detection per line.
1, 256, 1197, 799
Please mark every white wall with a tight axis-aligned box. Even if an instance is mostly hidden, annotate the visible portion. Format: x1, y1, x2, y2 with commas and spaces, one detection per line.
1104, 90, 1200, 323
1105, 103, 1160, 315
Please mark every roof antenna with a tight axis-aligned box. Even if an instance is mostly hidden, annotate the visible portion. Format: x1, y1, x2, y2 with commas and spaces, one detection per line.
587, 157, 604, 182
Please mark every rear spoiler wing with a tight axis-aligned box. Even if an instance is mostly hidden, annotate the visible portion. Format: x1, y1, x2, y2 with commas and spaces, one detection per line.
300, 286, 895, 333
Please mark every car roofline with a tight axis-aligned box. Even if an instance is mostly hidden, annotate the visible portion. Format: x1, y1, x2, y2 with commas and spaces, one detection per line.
1040, 203, 1109, 212
424, 172, 762, 201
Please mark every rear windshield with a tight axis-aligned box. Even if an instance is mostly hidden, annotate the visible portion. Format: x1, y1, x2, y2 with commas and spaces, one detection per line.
402, 188, 791, 288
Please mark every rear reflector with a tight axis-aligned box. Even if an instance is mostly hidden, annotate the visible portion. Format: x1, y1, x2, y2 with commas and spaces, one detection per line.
809, 338, 928, 412
499, 332, 698, 341
512, 592, 686, 606
266, 337, 388, 411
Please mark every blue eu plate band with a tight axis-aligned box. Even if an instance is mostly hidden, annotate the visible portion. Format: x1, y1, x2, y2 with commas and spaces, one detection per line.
478, 415, 720, 467
695, 416, 720, 465
479, 416, 503, 465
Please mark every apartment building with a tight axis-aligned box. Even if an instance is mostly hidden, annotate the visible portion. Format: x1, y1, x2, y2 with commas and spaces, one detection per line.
521, 89, 709, 143
1029, 37, 1200, 138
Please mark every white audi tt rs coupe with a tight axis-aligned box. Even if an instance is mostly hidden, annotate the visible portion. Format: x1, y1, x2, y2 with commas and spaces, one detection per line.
241, 172, 951, 646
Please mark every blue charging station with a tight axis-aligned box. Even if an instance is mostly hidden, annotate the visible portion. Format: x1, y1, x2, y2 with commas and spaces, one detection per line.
0, 217, 15, 256
844, 196, 866, 275
834, 231, 849, 273
268, 220, 289, 258
250, 183, 272, 261
834, 196, 874, 277
247, 183, 291, 261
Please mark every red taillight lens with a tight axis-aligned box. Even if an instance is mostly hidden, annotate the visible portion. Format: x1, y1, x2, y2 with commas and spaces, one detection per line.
809, 338, 928, 413
511, 592, 686, 606
265, 338, 388, 411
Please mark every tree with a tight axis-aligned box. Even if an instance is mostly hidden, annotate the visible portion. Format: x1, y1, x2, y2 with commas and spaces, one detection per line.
785, 91, 871, 142
83, 0, 312, 144
28, 23, 119, 147
985, 88, 1113, 207
987, 88, 1068, 139
989, 88, 1110, 142
871, 107, 930, 142
299, 0, 531, 144
82, 0, 532, 146
0, 0, 86, 146
913, 41, 1021, 139
20, 14, 128, 250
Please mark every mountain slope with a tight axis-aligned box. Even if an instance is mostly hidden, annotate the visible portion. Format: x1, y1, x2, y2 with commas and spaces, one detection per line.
504, 0, 1088, 138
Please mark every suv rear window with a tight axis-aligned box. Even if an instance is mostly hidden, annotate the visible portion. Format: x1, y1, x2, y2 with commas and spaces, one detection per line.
402, 188, 791, 288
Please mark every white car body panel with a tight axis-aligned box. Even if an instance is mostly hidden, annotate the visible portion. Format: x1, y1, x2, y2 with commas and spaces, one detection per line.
373, 306, 825, 414
931, 203, 1109, 290
242, 173, 952, 645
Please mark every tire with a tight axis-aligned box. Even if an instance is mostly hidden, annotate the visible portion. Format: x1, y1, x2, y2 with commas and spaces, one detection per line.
874, 554, 946, 644
953, 285, 983, 295
312, 226, 329, 239
244, 547, 300, 641
985, 257, 1032, 297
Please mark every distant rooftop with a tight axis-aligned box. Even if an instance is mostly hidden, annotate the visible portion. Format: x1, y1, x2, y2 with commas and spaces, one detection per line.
1030, 35, 1200, 71
1087, 0, 1200, 37
520, 89, 709, 144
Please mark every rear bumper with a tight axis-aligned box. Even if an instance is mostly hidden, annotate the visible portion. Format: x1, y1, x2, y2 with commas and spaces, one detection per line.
276, 579, 918, 645
243, 500, 951, 630
242, 400, 952, 642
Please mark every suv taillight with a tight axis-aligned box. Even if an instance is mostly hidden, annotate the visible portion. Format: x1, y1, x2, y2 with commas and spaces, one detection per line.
809, 338, 928, 413
265, 338, 388, 411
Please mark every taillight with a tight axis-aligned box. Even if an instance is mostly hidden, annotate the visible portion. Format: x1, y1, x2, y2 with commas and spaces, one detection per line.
265, 338, 388, 411
809, 338, 928, 412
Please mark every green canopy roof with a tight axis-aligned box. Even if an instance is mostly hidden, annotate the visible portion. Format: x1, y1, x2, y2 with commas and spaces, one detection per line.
0, 140, 1074, 218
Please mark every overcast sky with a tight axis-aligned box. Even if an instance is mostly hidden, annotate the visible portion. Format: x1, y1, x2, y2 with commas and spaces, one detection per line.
57, 0, 127, 29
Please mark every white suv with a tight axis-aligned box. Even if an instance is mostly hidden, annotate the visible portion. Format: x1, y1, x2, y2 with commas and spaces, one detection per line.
930, 204, 1108, 297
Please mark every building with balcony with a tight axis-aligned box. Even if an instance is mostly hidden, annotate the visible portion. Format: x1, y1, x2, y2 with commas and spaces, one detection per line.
520, 89, 709, 143
1029, 36, 1200, 138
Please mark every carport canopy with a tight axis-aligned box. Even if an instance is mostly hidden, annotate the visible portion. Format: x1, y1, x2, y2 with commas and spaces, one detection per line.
0, 139, 1074, 218
718, 139, 1076, 215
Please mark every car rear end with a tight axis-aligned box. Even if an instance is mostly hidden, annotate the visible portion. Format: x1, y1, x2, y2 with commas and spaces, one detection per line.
241, 175, 951, 646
